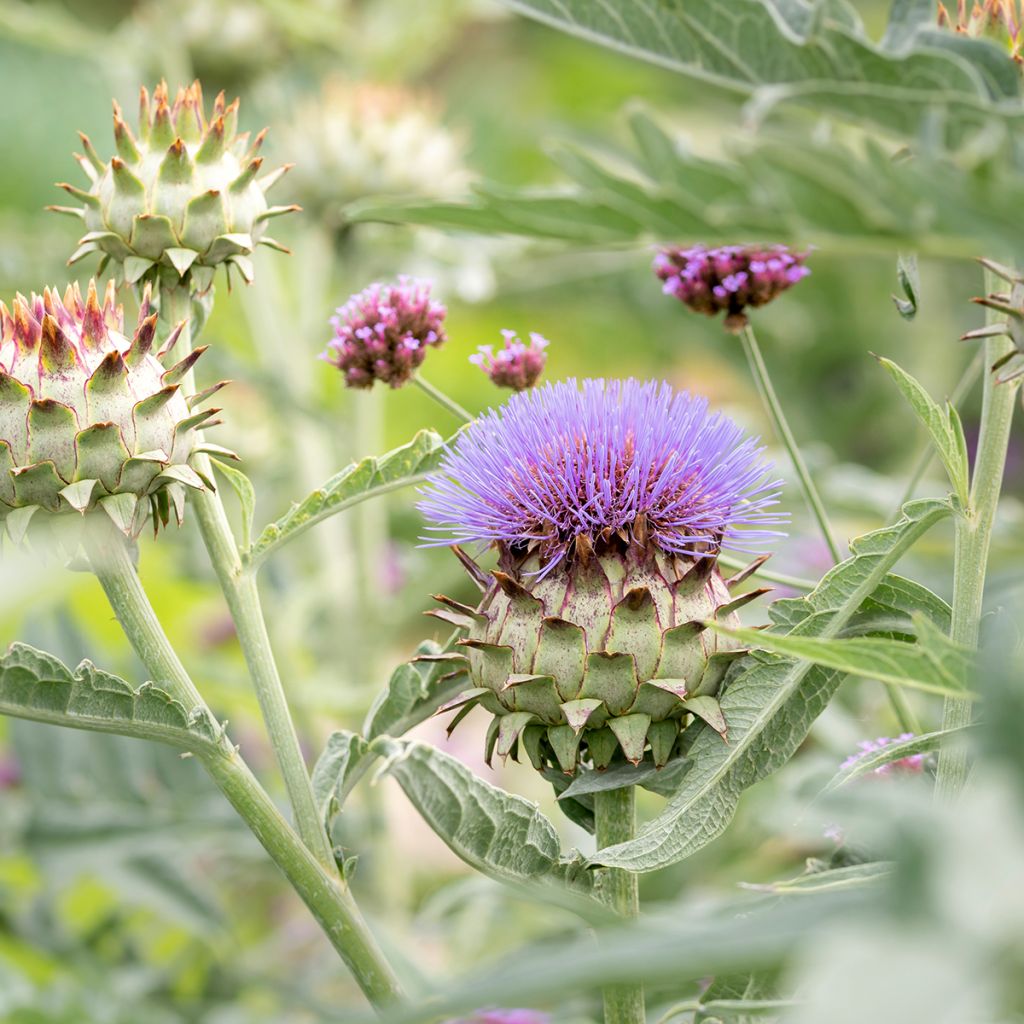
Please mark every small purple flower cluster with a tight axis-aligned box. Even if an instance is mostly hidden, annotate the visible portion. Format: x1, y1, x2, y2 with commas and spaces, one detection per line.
324, 277, 447, 389
420, 378, 783, 572
654, 244, 810, 330
841, 733, 926, 777
470, 329, 549, 391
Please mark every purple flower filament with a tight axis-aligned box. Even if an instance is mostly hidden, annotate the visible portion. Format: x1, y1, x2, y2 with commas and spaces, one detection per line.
420, 378, 785, 573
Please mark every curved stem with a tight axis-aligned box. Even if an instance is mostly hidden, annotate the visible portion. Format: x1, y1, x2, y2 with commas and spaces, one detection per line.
595, 787, 645, 1024
413, 374, 474, 423
160, 283, 335, 873
738, 324, 842, 564
936, 272, 1019, 798
86, 521, 404, 1008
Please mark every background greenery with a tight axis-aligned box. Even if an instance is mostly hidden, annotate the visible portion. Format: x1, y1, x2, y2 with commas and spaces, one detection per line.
1, 1, 1021, 1020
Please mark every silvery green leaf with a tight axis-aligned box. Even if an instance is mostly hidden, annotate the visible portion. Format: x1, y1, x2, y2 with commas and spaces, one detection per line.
712, 615, 972, 699
210, 456, 256, 549
247, 429, 449, 566
877, 356, 970, 504
377, 738, 585, 891
0, 642, 224, 755
821, 728, 968, 793
311, 729, 370, 825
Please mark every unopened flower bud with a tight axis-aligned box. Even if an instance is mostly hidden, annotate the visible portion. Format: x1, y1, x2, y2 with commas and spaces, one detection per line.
470, 330, 548, 391
52, 80, 296, 292
324, 278, 447, 389
654, 244, 810, 331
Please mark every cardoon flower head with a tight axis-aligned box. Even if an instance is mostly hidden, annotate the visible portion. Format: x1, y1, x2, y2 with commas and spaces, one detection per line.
841, 734, 926, 777
420, 379, 784, 776
324, 277, 447, 389
0, 280, 220, 541
469, 329, 548, 391
654, 244, 810, 330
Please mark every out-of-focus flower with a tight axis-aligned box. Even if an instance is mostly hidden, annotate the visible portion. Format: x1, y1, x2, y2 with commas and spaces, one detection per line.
52, 81, 296, 292
841, 734, 926, 777
323, 278, 447, 389
449, 1011, 549, 1024
470, 330, 548, 391
654, 244, 810, 331
277, 76, 469, 228
0, 753, 20, 789
938, 0, 1023, 63
0, 280, 221, 540
420, 378, 784, 774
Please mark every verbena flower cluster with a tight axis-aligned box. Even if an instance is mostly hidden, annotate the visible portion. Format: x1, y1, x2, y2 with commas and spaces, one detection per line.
420, 378, 783, 571
470, 329, 548, 391
654, 244, 810, 330
841, 734, 926, 777
324, 278, 447, 389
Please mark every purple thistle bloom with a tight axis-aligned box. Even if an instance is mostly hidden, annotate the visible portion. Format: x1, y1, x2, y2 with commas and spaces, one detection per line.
323, 277, 447, 389
470, 329, 549, 391
654, 244, 810, 330
420, 378, 784, 573
840, 733, 926, 777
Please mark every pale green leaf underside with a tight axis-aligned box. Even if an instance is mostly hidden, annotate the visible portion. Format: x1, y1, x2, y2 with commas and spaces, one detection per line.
247, 429, 449, 567
712, 619, 972, 699
378, 739, 586, 890
363, 639, 469, 741
311, 729, 370, 824
741, 861, 893, 895
878, 357, 970, 504
591, 497, 953, 873
501, 0, 1020, 142
0, 643, 224, 755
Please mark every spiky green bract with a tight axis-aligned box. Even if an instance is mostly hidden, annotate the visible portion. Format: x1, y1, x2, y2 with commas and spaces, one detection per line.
0, 279, 222, 540
422, 379, 781, 774
53, 81, 297, 292
430, 544, 758, 775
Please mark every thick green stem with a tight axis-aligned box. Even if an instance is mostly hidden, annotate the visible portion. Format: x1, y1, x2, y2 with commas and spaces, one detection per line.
160, 283, 334, 873
86, 521, 403, 1008
594, 787, 645, 1024
936, 273, 1019, 798
201, 751, 403, 1008
738, 324, 842, 564
412, 374, 474, 423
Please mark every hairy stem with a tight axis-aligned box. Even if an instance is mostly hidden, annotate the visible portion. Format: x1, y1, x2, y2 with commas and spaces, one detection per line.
87, 521, 403, 1008
738, 324, 842, 564
412, 374, 474, 423
160, 283, 334, 872
595, 787, 645, 1024
936, 272, 1019, 798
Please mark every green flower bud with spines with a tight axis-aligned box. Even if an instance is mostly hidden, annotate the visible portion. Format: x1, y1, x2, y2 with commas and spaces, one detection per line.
51, 81, 297, 292
432, 545, 765, 774
0, 279, 226, 541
